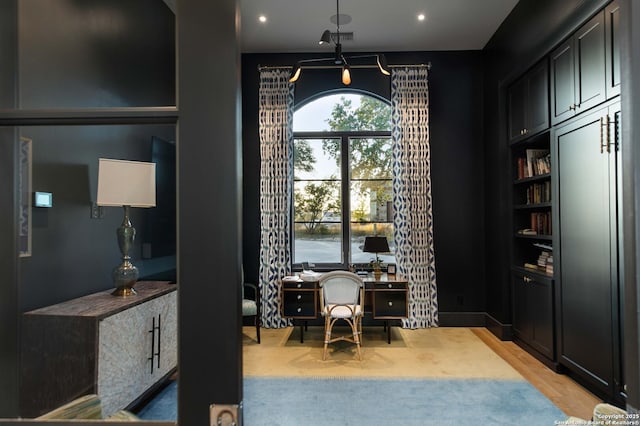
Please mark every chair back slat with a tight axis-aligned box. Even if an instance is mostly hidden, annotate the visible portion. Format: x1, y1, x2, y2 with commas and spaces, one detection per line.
319, 271, 363, 305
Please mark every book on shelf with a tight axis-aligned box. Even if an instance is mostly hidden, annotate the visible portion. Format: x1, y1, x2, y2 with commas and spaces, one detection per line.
517, 229, 537, 235
530, 211, 552, 235
517, 149, 551, 180
526, 181, 551, 204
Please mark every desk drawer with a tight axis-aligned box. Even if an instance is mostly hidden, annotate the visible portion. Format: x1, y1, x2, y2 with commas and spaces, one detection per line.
282, 291, 316, 317
282, 281, 316, 290
372, 282, 407, 290
373, 291, 407, 318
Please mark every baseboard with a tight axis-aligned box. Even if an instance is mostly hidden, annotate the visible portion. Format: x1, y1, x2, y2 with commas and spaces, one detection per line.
438, 312, 513, 341
484, 313, 513, 341
438, 312, 486, 327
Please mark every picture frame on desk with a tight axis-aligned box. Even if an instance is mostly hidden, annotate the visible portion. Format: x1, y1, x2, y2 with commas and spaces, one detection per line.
387, 264, 396, 275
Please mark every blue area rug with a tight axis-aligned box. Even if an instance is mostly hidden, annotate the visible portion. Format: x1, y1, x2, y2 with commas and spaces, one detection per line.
137, 377, 566, 425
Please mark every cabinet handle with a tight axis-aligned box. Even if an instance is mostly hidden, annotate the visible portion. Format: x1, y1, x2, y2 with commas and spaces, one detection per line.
600, 117, 606, 154
523, 276, 531, 283
148, 316, 156, 374
569, 104, 576, 111
297, 294, 301, 300
605, 115, 611, 153
156, 314, 161, 369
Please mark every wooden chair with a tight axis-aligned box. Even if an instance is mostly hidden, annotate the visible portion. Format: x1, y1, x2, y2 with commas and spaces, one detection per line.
242, 271, 261, 343
319, 271, 364, 360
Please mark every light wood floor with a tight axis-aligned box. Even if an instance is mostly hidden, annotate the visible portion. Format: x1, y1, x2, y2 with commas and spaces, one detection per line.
472, 328, 601, 420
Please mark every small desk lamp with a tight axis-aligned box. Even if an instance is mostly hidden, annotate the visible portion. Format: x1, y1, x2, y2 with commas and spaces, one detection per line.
363, 236, 390, 275
97, 158, 156, 296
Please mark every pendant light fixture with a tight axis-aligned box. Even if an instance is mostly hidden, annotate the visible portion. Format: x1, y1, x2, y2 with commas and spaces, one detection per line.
288, 0, 391, 85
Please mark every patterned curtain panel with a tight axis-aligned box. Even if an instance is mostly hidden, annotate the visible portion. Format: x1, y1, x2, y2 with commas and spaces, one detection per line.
258, 69, 294, 328
391, 67, 439, 328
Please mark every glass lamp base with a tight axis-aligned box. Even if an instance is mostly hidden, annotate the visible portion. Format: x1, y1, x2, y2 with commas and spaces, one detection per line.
112, 261, 139, 297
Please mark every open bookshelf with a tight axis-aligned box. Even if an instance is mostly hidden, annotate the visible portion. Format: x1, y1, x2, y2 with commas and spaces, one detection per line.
511, 131, 553, 278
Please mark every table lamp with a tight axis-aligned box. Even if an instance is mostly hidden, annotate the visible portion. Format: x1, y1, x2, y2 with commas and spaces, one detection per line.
363, 236, 390, 276
97, 158, 156, 296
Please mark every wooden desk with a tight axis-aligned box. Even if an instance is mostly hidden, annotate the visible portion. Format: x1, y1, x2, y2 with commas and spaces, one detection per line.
280, 273, 408, 344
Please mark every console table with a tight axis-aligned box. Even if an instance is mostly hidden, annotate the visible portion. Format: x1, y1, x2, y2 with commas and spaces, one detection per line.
20, 281, 177, 418
281, 273, 408, 344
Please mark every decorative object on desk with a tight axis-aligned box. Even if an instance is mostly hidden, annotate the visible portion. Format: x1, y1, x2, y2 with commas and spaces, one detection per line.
363, 236, 390, 278
97, 158, 156, 296
387, 264, 396, 275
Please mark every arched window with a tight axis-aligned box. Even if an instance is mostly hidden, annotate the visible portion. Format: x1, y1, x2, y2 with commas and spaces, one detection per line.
292, 93, 395, 269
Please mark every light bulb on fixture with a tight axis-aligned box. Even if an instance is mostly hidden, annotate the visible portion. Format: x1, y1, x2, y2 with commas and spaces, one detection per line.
377, 54, 391, 76
289, 62, 302, 83
342, 64, 352, 86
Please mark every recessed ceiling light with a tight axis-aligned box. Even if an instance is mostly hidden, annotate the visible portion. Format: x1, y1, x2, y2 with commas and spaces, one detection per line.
258, 15, 267, 23
417, 13, 426, 21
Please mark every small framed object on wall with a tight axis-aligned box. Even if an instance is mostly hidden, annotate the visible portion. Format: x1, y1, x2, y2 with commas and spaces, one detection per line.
387, 264, 396, 275
19, 137, 32, 257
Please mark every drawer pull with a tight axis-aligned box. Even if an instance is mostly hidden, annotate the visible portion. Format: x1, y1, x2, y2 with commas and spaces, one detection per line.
388, 284, 392, 289
297, 283, 302, 288
297, 307, 302, 313
297, 295, 302, 300
388, 301, 393, 307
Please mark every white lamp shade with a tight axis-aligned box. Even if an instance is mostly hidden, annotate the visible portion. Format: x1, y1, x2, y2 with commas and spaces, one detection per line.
96, 158, 156, 207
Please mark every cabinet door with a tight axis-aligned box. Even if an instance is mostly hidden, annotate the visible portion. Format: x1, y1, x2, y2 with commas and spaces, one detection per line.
556, 106, 617, 395
98, 302, 154, 416
574, 11, 606, 114
550, 40, 575, 125
508, 78, 527, 142
526, 60, 549, 136
512, 273, 532, 341
529, 277, 554, 359
605, 0, 621, 99
157, 291, 178, 380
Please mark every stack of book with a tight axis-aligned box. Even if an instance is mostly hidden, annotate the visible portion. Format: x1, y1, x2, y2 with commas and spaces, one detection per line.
524, 250, 553, 275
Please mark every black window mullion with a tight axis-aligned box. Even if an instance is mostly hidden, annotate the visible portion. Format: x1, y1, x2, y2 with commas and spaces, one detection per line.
341, 135, 350, 268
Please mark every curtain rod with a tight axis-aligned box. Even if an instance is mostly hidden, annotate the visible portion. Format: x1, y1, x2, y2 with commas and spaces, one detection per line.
257, 62, 431, 71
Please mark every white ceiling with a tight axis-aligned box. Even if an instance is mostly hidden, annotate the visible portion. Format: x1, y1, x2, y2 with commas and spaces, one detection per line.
240, 0, 520, 53
162, 0, 520, 53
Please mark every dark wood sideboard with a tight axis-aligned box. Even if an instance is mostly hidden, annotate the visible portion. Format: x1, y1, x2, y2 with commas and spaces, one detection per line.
20, 281, 177, 418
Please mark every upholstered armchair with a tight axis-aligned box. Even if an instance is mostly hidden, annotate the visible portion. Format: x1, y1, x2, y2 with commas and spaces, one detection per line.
242, 272, 261, 343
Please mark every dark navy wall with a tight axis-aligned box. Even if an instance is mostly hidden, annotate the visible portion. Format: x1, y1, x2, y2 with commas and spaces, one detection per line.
15, 0, 176, 313
242, 50, 487, 314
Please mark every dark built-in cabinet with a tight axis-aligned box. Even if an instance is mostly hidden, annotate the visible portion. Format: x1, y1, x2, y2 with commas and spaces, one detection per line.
554, 101, 623, 403
510, 128, 555, 365
508, 59, 549, 143
550, 10, 605, 125
508, 0, 622, 404
604, 1, 621, 99
550, 4, 620, 126
512, 270, 554, 361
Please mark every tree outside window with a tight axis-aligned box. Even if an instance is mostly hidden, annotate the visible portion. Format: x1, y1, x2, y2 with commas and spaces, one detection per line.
293, 94, 395, 268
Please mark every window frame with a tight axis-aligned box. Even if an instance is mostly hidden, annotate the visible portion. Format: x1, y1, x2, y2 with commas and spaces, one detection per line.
292, 129, 392, 271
